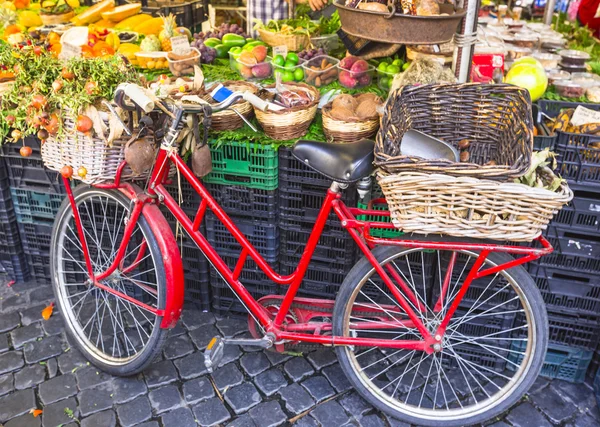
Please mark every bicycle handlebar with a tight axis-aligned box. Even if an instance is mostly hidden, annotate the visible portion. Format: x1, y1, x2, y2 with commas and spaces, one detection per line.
114, 83, 270, 115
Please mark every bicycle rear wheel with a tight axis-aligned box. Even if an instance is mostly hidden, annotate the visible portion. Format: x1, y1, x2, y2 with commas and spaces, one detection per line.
333, 245, 547, 427
51, 186, 168, 376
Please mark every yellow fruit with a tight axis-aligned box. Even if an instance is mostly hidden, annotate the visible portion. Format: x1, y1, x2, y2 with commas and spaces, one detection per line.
94, 18, 116, 28
114, 13, 150, 30
71, 0, 114, 25
29, 3, 40, 9
158, 13, 176, 51
1, 2, 17, 11
105, 32, 120, 49
146, 60, 155, 69
18, 10, 42, 27
117, 42, 140, 53
41, 0, 56, 8
133, 16, 163, 35
65, 0, 79, 8
101, 3, 141, 22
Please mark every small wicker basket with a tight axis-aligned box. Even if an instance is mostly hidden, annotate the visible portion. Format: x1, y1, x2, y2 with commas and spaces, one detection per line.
201, 81, 258, 131
254, 83, 319, 141
375, 83, 534, 180
258, 28, 309, 52
42, 107, 148, 184
377, 171, 573, 242
322, 98, 381, 144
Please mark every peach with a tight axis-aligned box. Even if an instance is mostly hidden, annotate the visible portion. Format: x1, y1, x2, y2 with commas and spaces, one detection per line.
252, 45, 267, 62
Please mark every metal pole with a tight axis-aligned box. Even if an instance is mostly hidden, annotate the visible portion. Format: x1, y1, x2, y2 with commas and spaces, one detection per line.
453, 0, 481, 82
544, 0, 556, 25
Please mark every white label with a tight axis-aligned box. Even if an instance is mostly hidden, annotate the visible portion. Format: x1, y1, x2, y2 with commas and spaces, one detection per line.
272, 45, 287, 59
570, 106, 600, 127
59, 43, 81, 60
171, 36, 191, 55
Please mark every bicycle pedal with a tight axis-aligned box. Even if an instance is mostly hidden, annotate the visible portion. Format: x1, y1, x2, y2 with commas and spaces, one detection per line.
204, 337, 225, 373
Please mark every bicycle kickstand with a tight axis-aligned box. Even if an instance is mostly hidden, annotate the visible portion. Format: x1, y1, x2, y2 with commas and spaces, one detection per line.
204, 335, 274, 373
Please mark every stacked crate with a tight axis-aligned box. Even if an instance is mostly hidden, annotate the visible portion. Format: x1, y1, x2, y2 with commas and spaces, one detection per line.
278, 146, 357, 299
161, 179, 212, 310
0, 156, 29, 282
530, 100, 600, 382
202, 139, 280, 315
2, 137, 64, 284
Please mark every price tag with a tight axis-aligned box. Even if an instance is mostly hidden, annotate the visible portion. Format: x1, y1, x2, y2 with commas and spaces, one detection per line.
273, 45, 288, 59
170, 36, 191, 55
570, 106, 600, 127
60, 43, 81, 60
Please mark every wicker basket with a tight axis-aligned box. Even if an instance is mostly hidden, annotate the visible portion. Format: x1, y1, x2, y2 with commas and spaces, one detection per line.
201, 81, 258, 131
322, 98, 381, 143
377, 171, 573, 242
254, 83, 319, 140
375, 83, 534, 180
258, 28, 309, 52
42, 108, 149, 184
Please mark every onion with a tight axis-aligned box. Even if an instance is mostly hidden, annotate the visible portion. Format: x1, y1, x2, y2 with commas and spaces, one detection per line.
30, 94, 47, 110
76, 115, 93, 133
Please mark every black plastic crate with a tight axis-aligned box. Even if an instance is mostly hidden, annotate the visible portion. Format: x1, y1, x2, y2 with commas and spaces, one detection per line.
281, 260, 348, 298
280, 226, 355, 267
206, 183, 278, 221
531, 265, 600, 316
209, 254, 278, 284
185, 275, 211, 311
279, 146, 333, 188
534, 122, 557, 151
205, 213, 279, 260
442, 342, 508, 373
18, 222, 53, 253
211, 276, 279, 317
0, 251, 30, 282
554, 131, 600, 188
451, 307, 516, 340
541, 226, 600, 273
552, 186, 600, 233
180, 242, 210, 274
518, 311, 600, 350
2, 138, 65, 193
25, 250, 51, 284
163, 180, 202, 213
154, 0, 205, 31
537, 100, 600, 120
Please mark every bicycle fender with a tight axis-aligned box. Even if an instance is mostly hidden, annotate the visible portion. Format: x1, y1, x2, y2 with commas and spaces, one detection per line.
119, 185, 184, 329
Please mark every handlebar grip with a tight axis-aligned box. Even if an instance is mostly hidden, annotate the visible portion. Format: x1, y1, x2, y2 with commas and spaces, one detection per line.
243, 92, 280, 112
114, 83, 155, 113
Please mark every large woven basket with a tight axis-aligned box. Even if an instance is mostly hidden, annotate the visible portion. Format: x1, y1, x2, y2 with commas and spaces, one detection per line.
201, 81, 258, 131
377, 171, 573, 242
322, 99, 381, 144
254, 83, 319, 140
42, 108, 149, 184
258, 28, 309, 52
375, 83, 534, 180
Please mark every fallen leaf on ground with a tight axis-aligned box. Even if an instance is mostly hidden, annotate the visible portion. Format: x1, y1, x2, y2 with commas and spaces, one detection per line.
29, 409, 43, 417
41, 302, 55, 320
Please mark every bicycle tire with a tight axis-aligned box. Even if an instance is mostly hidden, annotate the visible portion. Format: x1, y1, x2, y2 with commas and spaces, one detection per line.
51, 186, 169, 376
333, 245, 548, 427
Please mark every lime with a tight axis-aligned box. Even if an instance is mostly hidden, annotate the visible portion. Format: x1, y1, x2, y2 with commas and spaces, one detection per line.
282, 70, 295, 82
392, 58, 403, 67
293, 67, 304, 81
380, 76, 388, 88
284, 60, 297, 69
377, 62, 388, 73
387, 64, 400, 74
230, 46, 242, 54
286, 52, 299, 65
402, 62, 410, 71
273, 55, 285, 67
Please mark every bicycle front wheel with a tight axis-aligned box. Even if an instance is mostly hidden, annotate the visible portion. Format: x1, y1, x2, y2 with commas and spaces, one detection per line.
51, 186, 169, 376
333, 245, 548, 427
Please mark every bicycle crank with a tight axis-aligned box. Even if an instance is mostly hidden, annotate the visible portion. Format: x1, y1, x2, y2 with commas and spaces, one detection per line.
203, 334, 274, 373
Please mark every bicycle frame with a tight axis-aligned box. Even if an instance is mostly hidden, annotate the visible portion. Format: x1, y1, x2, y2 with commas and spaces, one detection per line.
63, 145, 554, 354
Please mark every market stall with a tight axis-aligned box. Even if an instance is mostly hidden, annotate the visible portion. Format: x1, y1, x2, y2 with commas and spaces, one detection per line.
0, 0, 599, 420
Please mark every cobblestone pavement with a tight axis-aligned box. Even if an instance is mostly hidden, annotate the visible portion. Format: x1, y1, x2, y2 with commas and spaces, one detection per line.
0, 279, 598, 427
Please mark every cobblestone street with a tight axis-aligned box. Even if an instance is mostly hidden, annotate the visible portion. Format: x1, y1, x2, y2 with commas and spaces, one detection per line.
0, 279, 598, 427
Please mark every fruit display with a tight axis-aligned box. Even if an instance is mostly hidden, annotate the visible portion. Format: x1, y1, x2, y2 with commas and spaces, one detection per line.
302, 55, 339, 87
167, 48, 200, 76
298, 47, 327, 61
135, 51, 168, 70
376, 58, 406, 90
192, 24, 255, 64
272, 52, 304, 83
338, 55, 374, 89
231, 45, 271, 80
327, 92, 381, 121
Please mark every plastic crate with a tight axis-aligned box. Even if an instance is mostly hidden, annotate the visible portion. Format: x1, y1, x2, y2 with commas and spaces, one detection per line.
509, 341, 594, 383
356, 183, 404, 239
211, 277, 279, 317
531, 265, 600, 315
280, 227, 355, 267
205, 213, 279, 260
18, 222, 53, 253
206, 183, 278, 221
519, 311, 600, 350
203, 140, 278, 190
25, 250, 51, 284
180, 242, 210, 274
0, 251, 29, 282
209, 254, 278, 283
2, 137, 65, 193
534, 122, 557, 151
281, 260, 348, 298
279, 146, 332, 188
11, 187, 63, 223
553, 130, 600, 187
541, 226, 600, 273
552, 186, 600, 233
158, 0, 205, 31
442, 342, 508, 373
185, 275, 211, 311
587, 349, 600, 381
163, 180, 202, 213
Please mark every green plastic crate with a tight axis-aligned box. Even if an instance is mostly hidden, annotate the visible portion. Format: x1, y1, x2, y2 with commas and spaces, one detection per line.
356, 181, 403, 239
202, 140, 278, 190
509, 341, 593, 383
11, 188, 64, 223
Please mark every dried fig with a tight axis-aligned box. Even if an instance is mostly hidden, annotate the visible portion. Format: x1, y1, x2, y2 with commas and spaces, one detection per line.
125, 135, 157, 175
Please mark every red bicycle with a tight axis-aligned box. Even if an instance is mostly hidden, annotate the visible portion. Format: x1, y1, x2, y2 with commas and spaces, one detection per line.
50, 85, 550, 426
